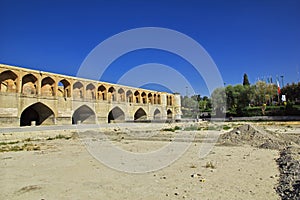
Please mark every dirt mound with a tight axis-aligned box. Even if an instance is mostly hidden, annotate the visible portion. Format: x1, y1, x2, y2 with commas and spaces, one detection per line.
218, 124, 286, 149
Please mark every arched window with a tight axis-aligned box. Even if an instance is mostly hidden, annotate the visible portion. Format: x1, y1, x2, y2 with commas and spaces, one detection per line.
118, 88, 125, 102
86, 83, 96, 100
98, 85, 107, 100
41, 77, 55, 96
134, 91, 140, 103
108, 86, 116, 102
126, 90, 133, 103
141, 92, 147, 104
73, 82, 84, 99
58, 79, 71, 97
148, 93, 153, 104
22, 74, 37, 95
0, 70, 18, 93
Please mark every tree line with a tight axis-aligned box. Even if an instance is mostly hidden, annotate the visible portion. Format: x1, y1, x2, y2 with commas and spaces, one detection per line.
181, 74, 300, 118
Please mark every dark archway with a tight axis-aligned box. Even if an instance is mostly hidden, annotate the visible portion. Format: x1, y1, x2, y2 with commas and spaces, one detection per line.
20, 102, 55, 126
108, 107, 125, 123
134, 108, 147, 121
72, 105, 96, 124
167, 109, 173, 119
98, 85, 107, 100
153, 109, 161, 120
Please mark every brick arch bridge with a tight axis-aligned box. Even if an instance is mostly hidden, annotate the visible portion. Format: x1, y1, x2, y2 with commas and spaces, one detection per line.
0, 64, 181, 127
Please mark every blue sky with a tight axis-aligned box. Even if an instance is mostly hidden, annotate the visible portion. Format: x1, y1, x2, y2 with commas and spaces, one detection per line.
1, 0, 299, 96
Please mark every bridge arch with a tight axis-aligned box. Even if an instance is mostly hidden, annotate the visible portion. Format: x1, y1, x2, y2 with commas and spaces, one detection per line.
134, 108, 147, 121
20, 102, 55, 126
108, 106, 125, 123
58, 79, 71, 97
73, 81, 84, 99
141, 92, 147, 104
153, 109, 161, 120
86, 83, 96, 100
157, 94, 161, 104
153, 94, 157, 104
167, 109, 173, 119
126, 90, 133, 103
22, 74, 37, 95
118, 88, 125, 102
0, 70, 18, 93
72, 105, 96, 124
148, 93, 153, 104
41, 77, 55, 96
108, 86, 116, 102
98, 85, 107, 100
134, 91, 140, 103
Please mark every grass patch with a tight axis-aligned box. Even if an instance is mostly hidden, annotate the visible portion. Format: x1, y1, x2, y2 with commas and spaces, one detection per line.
0, 140, 20, 146
24, 138, 32, 142
204, 161, 216, 169
223, 125, 231, 130
0, 143, 41, 152
189, 164, 197, 168
162, 126, 181, 132
184, 125, 200, 131
208, 126, 222, 131
46, 134, 72, 140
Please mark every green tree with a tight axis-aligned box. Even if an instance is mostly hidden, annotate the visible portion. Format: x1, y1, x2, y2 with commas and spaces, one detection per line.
281, 82, 300, 103
181, 95, 199, 118
211, 87, 226, 117
253, 81, 277, 105
198, 96, 212, 112
243, 73, 250, 86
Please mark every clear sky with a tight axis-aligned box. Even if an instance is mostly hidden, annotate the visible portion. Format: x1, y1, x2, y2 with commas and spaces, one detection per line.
1, 0, 299, 96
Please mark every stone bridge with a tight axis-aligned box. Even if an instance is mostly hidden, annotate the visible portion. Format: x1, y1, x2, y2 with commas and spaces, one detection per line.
0, 64, 181, 127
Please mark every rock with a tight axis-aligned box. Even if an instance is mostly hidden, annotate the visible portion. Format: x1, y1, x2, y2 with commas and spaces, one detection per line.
276, 146, 300, 200
191, 173, 201, 178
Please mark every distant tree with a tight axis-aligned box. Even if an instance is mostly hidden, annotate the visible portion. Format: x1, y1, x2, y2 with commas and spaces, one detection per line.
211, 87, 226, 116
254, 81, 277, 105
243, 73, 250, 86
191, 94, 201, 102
281, 82, 300, 103
198, 96, 212, 111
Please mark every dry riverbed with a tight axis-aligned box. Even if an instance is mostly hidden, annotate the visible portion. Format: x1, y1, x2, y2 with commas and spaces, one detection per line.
1, 122, 299, 200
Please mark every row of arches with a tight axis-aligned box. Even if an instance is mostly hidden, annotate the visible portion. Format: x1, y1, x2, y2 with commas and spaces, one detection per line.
167, 95, 173, 106
0, 70, 164, 104
19, 102, 173, 126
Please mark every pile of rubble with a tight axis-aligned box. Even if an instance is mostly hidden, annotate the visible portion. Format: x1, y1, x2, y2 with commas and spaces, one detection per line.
276, 146, 300, 200
218, 124, 287, 150
219, 124, 300, 199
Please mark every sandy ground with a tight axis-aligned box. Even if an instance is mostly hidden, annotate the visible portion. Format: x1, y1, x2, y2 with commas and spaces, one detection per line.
1, 122, 299, 200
